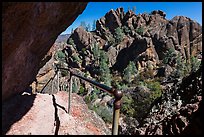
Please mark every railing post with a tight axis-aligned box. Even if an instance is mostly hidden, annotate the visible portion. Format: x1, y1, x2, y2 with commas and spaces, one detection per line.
112, 89, 123, 135
68, 73, 73, 114
57, 69, 60, 92
51, 75, 54, 95
56, 67, 124, 135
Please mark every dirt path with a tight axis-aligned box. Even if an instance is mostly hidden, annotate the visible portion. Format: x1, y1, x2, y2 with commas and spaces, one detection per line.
2, 91, 111, 135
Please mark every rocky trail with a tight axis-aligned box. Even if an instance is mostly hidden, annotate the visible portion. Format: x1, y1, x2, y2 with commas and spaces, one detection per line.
2, 91, 111, 135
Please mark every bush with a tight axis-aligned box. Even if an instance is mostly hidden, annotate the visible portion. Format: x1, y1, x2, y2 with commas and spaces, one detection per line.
68, 38, 74, 45
57, 50, 66, 60
72, 54, 82, 63
114, 27, 125, 44
78, 85, 86, 96
93, 105, 113, 123
61, 69, 69, 77
136, 27, 144, 35
190, 56, 201, 72
145, 80, 162, 101
120, 79, 162, 119
122, 26, 131, 35
113, 81, 128, 90
72, 81, 78, 93
98, 50, 112, 86
92, 43, 100, 65
121, 94, 135, 117
108, 35, 116, 46
163, 48, 176, 65
123, 61, 137, 83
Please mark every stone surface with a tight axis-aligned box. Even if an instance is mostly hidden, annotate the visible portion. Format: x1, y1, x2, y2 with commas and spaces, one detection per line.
67, 8, 202, 74
2, 2, 88, 101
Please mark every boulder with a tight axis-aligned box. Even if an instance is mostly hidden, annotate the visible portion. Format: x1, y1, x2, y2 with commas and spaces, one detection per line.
2, 2, 88, 101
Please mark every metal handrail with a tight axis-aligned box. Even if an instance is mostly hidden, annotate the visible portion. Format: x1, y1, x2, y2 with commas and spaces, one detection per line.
56, 67, 123, 135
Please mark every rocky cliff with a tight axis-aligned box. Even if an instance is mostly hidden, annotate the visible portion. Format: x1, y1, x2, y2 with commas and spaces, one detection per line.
67, 8, 202, 73
119, 65, 202, 135
2, 2, 88, 101
60, 7, 202, 135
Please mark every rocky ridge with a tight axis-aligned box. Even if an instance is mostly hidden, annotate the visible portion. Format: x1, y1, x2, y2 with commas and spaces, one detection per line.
67, 8, 202, 73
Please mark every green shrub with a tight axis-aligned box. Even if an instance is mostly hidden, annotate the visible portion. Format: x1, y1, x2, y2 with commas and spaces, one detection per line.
92, 43, 100, 64
108, 36, 116, 46
136, 27, 144, 35
123, 61, 137, 83
122, 26, 131, 35
61, 69, 69, 77
163, 48, 176, 65
98, 51, 112, 86
114, 27, 125, 44
121, 94, 135, 117
120, 79, 162, 119
72, 54, 82, 63
145, 80, 162, 101
72, 81, 78, 93
68, 38, 74, 45
190, 56, 201, 72
93, 105, 113, 123
85, 95, 91, 104
78, 85, 85, 96
117, 83, 129, 90
57, 50, 66, 59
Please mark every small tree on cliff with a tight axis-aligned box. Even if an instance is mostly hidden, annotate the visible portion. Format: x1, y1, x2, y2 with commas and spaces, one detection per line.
163, 48, 176, 65
92, 43, 100, 65
190, 56, 201, 72
86, 23, 91, 31
80, 21, 87, 30
132, 6, 136, 13
92, 19, 96, 31
114, 27, 125, 44
123, 61, 137, 83
98, 50, 112, 86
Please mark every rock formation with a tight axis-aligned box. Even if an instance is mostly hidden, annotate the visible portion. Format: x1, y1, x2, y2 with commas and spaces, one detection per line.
62, 7, 202, 135
2, 2, 88, 101
119, 65, 202, 135
67, 7, 202, 73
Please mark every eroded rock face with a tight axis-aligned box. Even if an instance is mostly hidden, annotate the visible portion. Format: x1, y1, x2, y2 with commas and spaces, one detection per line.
67, 7, 202, 74
119, 65, 202, 135
2, 2, 88, 101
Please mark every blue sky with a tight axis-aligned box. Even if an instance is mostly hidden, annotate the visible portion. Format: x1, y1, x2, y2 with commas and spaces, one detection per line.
61, 2, 202, 35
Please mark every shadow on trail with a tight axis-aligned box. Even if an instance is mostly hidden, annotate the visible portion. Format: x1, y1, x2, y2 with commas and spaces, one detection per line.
2, 93, 36, 135
52, 94, 68, 135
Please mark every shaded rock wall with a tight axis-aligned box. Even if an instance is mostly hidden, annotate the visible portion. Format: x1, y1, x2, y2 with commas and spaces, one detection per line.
2, 2, 88, 101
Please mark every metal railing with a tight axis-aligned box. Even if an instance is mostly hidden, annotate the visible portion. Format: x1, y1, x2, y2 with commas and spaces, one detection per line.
56, 67, 123, 135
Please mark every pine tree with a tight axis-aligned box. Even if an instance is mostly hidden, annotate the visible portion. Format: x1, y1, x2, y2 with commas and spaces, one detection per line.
163, 48, 176, 65
92, 20, 96, 31
190, 56, 201, 72
80, 21, 87, 30
123, 61, 137, 83
71, 28, 74, 34
132, 6, 136, 13
68, 38, 74, 45
114, 27, 124, 44
98, 51, 112, 86
92, 43, 100, 65
86, 23, 91, 31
